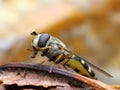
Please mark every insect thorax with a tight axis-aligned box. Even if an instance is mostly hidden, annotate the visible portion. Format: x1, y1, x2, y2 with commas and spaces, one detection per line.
41, 36, 66, 60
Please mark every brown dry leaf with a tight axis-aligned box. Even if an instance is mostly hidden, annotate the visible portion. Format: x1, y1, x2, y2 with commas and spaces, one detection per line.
0, 63, 118, 90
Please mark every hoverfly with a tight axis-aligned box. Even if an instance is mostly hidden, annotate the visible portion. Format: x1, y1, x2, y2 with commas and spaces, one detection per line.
29, 31, 113, 79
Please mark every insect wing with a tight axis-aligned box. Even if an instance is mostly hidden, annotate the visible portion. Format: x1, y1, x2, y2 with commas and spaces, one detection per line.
80, 57, 113, 78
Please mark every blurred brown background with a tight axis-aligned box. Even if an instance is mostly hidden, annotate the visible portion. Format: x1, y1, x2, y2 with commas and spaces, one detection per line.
0, 0, 120, 84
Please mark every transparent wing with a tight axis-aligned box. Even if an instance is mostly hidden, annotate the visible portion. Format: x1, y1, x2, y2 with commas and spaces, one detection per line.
56, 44, 113, 78
82, 58, 113, 78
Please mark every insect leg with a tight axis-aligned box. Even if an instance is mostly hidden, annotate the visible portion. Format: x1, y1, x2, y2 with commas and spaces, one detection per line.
56, 46, 74, 66
40, 46, 52, 56
30, 46, 38, 58
45, 46, 52, 54
39, 60, 46, 64
49, 64, 55, 73
49, 53, 63, 73
54, 54, 64, 64
62, 53, 73, 66
39, 46, 52, 51
31, 45, 52, 58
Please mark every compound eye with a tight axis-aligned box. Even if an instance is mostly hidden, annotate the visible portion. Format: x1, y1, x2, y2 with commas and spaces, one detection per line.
38, 33, 50, 47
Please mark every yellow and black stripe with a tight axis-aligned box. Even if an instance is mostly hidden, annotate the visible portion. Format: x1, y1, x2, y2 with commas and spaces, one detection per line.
49, 52, 96, 79
65, 55, 96, 79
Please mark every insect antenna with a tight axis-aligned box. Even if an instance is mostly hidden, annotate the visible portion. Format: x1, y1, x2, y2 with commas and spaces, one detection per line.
26, 48, 43, 52
31, 31, 38, 35
26, 48, 33, 52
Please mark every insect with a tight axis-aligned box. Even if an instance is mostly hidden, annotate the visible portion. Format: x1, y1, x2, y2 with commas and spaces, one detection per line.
29, 31, 113, 79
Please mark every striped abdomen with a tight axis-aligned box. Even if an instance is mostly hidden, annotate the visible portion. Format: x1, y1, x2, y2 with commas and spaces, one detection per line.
64, 55, 96, 79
